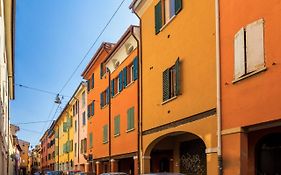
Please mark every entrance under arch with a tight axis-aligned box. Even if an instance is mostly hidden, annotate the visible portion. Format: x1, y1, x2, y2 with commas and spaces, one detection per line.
146, 132, 207, 174
255, 132, 281, 175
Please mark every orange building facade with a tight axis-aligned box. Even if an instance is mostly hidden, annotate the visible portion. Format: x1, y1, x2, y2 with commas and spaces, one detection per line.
82, 42, 114, 173
82, 26, 140, 175
219, 0, 281, 174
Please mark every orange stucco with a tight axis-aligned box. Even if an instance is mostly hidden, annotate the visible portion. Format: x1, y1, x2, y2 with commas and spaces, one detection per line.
220, 0, 281, 174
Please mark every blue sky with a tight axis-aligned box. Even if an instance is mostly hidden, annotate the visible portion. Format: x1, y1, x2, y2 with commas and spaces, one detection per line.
11, 0, 138, 148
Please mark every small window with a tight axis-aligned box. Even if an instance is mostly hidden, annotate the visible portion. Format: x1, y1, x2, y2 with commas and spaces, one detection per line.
75, 120, 77, 132
87, 104, 91, 118
91, 73, 95, 89
100, 88, 109, 108
100, 62, 107, 79
127, 107, 135, 131
234, 19, 265, 80
163, 58, 181, 101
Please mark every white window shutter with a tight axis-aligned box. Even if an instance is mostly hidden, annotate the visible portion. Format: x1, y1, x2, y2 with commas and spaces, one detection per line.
234, 27, 246, 79
246, 19, 265, 73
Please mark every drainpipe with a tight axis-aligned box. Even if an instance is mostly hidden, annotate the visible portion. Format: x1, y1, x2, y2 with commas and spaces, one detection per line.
131, 25, 142, 175
215, 0, 223, 174
107, 68, 112, 172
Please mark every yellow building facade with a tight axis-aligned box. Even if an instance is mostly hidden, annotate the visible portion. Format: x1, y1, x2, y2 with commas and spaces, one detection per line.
131, 0, 218, 174
54, 104, 74, 171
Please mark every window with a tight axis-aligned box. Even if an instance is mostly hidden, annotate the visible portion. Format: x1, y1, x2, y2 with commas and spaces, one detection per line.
89, 133, 93, 148
103, 125, 108, 143
100, 62, 107, 79
114, 115, 120, 136
91, 73, 95, 89
75, 120, 77, 132
127, 107, 135, 131
82, 112, 86, 126
126, 64, 133, 85
80, 138, 87, 154
91, 101, 95, 116
155, 0, 182, 34
87, 80, 91, 93
74, 143, 77, 157
82, 91, 86, 107
234, 19, 265, 80
100, 88, 109, 108
163, 58, 181, 101
87, 104, 91, 118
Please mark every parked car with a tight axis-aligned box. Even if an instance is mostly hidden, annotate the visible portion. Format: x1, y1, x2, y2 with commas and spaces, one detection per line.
63, 170, 81, 175
44, 171, 63, 175
100, 172, 128, 175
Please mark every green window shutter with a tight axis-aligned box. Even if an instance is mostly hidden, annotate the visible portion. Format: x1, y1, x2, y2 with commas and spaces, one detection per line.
175, 58, 181, 96
100, 93, 103, 108
127, 107, 134, 130
103, 125, 108, 143
87, 104, 91, 118
133, 57, 138, 81
87, 80, 90, 92
89, 133, 93, 148
155, 1, 163, 34
106, 88, 110, 104
91, 101, 95, 116
123, 67, 127, 87
63, 122, 67, 132
70, 140, 73, 152
111, 79, 115, 97
175, 0, 182, 15
100, 63, 103, 79
91, 73, 95, 89
114, 115, 120, 135
119, 71, 123, 92
163, 69, 170, 101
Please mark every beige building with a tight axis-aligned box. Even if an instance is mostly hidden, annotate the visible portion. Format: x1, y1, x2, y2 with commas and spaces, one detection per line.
30, 145, 41, 174
0, 0, 15, 175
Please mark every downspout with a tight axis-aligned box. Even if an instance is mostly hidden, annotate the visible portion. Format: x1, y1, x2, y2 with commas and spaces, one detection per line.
215, 0, 223, 174
131, 8, 143, 175
107, 68, 112, 172
77, 99, 80, 168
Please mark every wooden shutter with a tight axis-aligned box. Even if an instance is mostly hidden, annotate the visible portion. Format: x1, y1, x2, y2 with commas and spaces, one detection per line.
100, 93, 103, 108
234, 27, 246, 79
130, 107, 134, 129
114, 115, 120, 135
89, 133, 93, 148
106, 88, 110, 104
175, 58, 181, 96
246, 19, 265, 73
111, 79, 115, 97
87, 104, 91, 118
163, 69, 170, 101
100, 63, 103, 79
123, 67, 127, 87
175, 0, 182, 15
87, 80, 90, 92
70, 140, 73, 152
155, 1, 163, 34
119, 71, 123, 92
91, 101, 95, 116
133, 57, 138, 81
103, 125, 108, 143
91, 73, 95, 89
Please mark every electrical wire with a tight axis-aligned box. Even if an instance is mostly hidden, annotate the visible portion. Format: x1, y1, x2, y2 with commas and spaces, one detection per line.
58, 0, 127, 94
20, 128, 42, 134
14, 120, 55, 125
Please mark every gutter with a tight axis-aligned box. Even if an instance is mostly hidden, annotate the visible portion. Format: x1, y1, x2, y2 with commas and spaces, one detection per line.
215, 0, 223, 174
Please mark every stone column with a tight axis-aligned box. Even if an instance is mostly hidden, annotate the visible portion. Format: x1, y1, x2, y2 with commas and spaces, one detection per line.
142, 156, 151, 174
133, 156, 139, 175
110, 159, 118, 172
96, 161, 102, 175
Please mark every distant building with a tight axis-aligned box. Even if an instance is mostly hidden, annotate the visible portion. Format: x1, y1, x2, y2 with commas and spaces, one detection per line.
9, 124, 21, 175
18, 139, 30, 175
30, 145, 41, 174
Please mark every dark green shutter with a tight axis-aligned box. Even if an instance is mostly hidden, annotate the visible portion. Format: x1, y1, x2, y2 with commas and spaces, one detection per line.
89, 133, 93, 148
163, 69, 170, 101
175, 58, 181, 96
130, 107, 134, 129
127, 107, 134, 130
123, 67, 127, 87
175, 0, 182, 14
87, 104, 91, 118
106, 88, 110, 104
100, 93, 103, 108
155, 1, 163, 34
87, 80, 90, 92
100, 63, 103, 79
91, 101, 95, 116
114, 115, 120, 135
103, 125, 108, 143
133, 57, 138, 81
119, 71, 123, 92
111, 79, 115, 97
91, 73, 95, 89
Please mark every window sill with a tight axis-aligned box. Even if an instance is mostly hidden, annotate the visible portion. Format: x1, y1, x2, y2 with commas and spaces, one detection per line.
103, 141, 108, 144
232, 67, 267, 84
114, 133, 120, 137
161, 96, 178, 105
126, 128, 135, 133
126, 80, 136, 88
101, 104, 108, 109
159, 15, 177, 33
